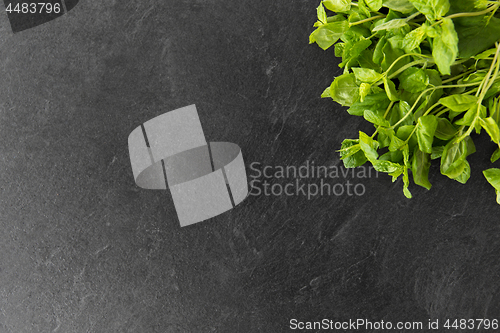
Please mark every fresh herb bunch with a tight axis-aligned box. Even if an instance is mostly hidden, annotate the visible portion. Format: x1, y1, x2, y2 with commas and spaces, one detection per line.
310, 0, 500, 203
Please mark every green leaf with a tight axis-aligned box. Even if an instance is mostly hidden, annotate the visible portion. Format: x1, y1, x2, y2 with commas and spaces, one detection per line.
399, 67, 429, 93
340, 139, 368, 168
483, 168, 500, 204
389, 132, 406, 151
388, 35, 406, 50
380, 39, 408, 74
334, 42, 345, 57
317, 3, 327, 24
485, 80, 500, 100
408, 0, 450, 21
321, 86, 332, 98
473, 48, 497, 60
402, 27, 426, 53
402, 144, 412, 198
422, 22, 438, 38
364, 110, 391, 126
455, 16, 500, 59
412, 147, 432, 190
373, 160, 404, 173
352, 67, 383, 83
380, 150, 404, 164
440, 139, 468, 179
359, 83, 371, 102
329, 73, 360, 106
480, 117, 500, 144
348, 92, 391, 116
431, 146, 444, 159
491, 148, 500, 163
372, 19, 409, 32
322, 0, 351, 12
448, 0, 487, 14
413, 99, 428, 122
373, 36, 387, 65
377, 127, 392, 148
359, 131, 379, 162
439, 94, 478, 112
383, 77, 399, 101
454, 105, 485, 126
391, 101, 413, 127
434, 118, 457, 140
357, 49, 381, 72
382, 0, 415, 13
452, 160, 471, 184
416, 115, 438, 154
432, 18, 458, 75
358, 0, 372, 17
379, 150, 403, 163
465, 136, 476, 157
340, 39, 372, 69
365, 0, 383, 11
491, 97, 500, 124
397, 125, 418, 151
310, 20, 350, 50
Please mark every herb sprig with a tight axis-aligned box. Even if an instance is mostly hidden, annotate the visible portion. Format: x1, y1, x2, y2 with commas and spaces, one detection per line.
310, 0, 500, 203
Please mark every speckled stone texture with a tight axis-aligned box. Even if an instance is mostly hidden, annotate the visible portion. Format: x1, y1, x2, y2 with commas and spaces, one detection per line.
0, 1, 500, 332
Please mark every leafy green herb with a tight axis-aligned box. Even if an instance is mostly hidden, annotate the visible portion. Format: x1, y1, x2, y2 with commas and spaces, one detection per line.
311, 0, 500, 203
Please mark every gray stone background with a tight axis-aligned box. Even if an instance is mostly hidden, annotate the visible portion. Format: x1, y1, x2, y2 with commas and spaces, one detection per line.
0, 0, 499, 332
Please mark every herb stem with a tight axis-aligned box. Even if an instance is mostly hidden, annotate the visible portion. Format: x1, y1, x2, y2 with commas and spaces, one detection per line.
390, 82, 484, 129
404, 126, 419, 145
457, 42, 500, 141
432, 4, 500, 27
350, 15, 385, 26
423, 101, 442, 117
405, 12, 422, 22
481, 43, 500, 100
434, 106, 449, 117
387, 60, 429, 80
441, 69, 475, 84
371, 100, 395, 138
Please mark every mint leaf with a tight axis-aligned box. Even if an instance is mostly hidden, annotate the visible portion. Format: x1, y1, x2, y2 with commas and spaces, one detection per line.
452, 160, 471, 184
412, 147, 432, 189
383, 77, 399, 101
329, 73, 360, 106
439, 94, 479, 112
416, 115, 438, 154
364, 109, 391, 126
402, 27, 426, 53
480, 117, 500, 144
441, 140, 468, 179
491, 148, 500, 163
322, 0, 351, 13
382, 0, 415, 14
408, 0, 450, 21
352, 67, 383, 83
432, 18, 458, 75
317, 3, 327, 24
399, 67, 429, 93
340, 139, 368, 168
365, 0, 383, 12
372, 19, 409, 32
359, 131, 379, 162
434, 118, 457, 140
310, 20, 349, 50
348, 92, 391, 116
483, 168, 500, 204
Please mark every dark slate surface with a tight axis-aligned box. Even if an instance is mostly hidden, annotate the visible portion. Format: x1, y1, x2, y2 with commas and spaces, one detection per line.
0, 1, 500, 332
